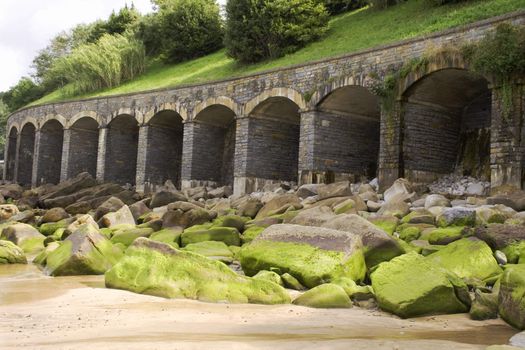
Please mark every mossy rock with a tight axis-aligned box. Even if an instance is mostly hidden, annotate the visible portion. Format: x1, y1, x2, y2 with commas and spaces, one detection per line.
333, 199, 356, 215
33, 242, 60, 266
331, 277, 374, 301
212, 215, 246, 232
252, 270, 283, 286
293, 283, 352, 308
498, 264, 525, 330
45, 224, 123, 276
1, 223, 45, 254
371, 252, 470, 318
426, 238, 502, 285
502, 241, 525, 264
39, 219, 70, 236
422, 226, 466, 245
110, 227, 154, 247
470, 289, 499, 320
281, 272, 306, 290
183, 223, 214, 233
181, 226, 241, 247
401, 210, 434, 225
437, 208, 476, 228
105, 238, 291, 305
240, 240, 365, 289
399, 226, 422, 242
241, 226, 265, 244
0, 240, 27, 264
182, 241, 234, 264
368, 216, 399, 235
150, 228, 182, 246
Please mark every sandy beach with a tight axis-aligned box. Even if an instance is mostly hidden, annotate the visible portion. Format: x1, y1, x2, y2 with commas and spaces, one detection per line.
0, 264, 519, 350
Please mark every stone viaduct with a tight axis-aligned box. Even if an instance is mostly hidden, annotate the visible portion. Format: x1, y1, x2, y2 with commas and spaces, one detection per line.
5, 11, 525, 195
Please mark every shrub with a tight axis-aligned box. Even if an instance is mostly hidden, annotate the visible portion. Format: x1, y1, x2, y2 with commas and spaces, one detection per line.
225, 0, 329, 63
51, 34, 145, 94
2, 77, 44, 111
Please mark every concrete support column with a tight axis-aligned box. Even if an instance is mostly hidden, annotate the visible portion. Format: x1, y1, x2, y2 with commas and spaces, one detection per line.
232, 116, 252, 196
96, 126, 108, 182
60, 128, 71, 182
490, 81, 525, 189
298, 109, 316, 185
31, 129, 42, 188
180, 121, 196, 190
378, 100, 404, 191
135, 125, 149, 193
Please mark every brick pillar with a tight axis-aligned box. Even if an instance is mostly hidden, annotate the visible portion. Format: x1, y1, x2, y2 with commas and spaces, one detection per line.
96, 126, 108, 182
298, 109, 317, 185
378, 100, 404, 191
233, 116, 250, 196
31, 129, 42, 188
490, 81, 525, 189
135, 125, 149, 193
13, 133, 21, 183
60, 128, 71, 182
3, 130, 11, 181
180, 121, 195, 189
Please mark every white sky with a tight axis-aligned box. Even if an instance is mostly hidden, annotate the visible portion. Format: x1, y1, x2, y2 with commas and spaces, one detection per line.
0, 0, 226, 92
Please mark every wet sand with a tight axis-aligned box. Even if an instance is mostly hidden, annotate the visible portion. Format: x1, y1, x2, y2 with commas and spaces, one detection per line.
0, 264, 519, 350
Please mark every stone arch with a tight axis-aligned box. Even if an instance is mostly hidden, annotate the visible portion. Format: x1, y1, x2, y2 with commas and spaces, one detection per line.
18, 122, 37, 186
105, 114, 139, 185
5, 126, 18, 181
188, 103, 237, 187
108, 108, 144, 126
244, 87, 306, 116
67, 111, 101, 129
399, 66, 492, 185
193, 96, 241, 119
144, 103, 189, 125
41, 114, 67, 128
20, 117, 39, 132
67, 116, 100, 178
35, 119, 64, 185
142, 110, 184, 188
308, 75, 369, 108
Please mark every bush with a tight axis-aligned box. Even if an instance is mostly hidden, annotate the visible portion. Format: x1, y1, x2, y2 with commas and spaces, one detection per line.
51, 34, 145, 94
225, 0, 329, 63
153, 0, 224, 63
323, 0, 366, 15
2, 77, 44, 111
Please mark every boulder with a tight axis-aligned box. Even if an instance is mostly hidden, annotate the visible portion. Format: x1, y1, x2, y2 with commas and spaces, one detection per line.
252, 270, 283, 286
234, 197, 263, 218
241, 226, 265, 244
44, 224, 123, 276
149, 228, 182, 247
421, 226, 466, 245
331, 277, 374, 301
322, 214, 404, 267
64, 201, 92, 215
182, 241, 234, 264
40, 172, 97, 203
437, 207, 476, 227
207, 186, 232, 199
296, 184, 320, 199
470, 289, 499, 320
66, 214, 99, 234
368, 216, 399, 235
168, 201, 203, 212
1, 223, 45, 253
0, 240, 27, 264
289, 206, 335, 227
487, 191, 525, 212
0, 183, 23, 200
41, 207, 69, 223
316, 181, 352, 200
162, 208, 214, 229
94, 197, 126, 221
129, 200, 151, 221
377, 199, 410, 218
510, 331, 525, 348
281, 272, 306, 290
475, 224, 525, 250
292, 283, 352, 308
475, 206, 508, 225
401, 209, 434, 225
499, 264, 525, 330
371, 252, 470, 318
9, 210, 35, 224
0, 204, 19, 221
39, 218, 74, 236
425, 238, 502, 284
150, 190, 187, 209
424, 194, 451, 209
255, 194, 302, 219
110, 227, 154, 247
383, 178, 413, 203
333, 198, 357, 215
501, 242, 525, 264
105, 238, 290, 304
181, 226, 241, 246
212, 214, 246, 232
239, 224, 366, 288
99, 205, 135, 228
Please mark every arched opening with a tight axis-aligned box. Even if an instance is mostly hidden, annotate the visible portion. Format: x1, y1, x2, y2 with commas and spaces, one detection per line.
105, 114, 139, 185
68, 117, 99, 178
192, 105, 236, 186
36, 119, 64, 185
315, 85, 380, 182
18, 123, 36, 186
145, 110, 184, 187
402, 68, 491, 184
5, 127, 18, 181
247, 96, 300, 184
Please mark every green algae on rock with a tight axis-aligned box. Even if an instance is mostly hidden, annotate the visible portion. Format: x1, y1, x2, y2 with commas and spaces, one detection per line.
252, 270, 284, 286
0, 240, 27, 264
422, 226, 466, 245
181, 226, 241, 246
241, 226, 265, 244
499, 264, 525, 330
182, 241, 234, 264
110, 227, 154, 247
105, 238, 291, 304
293, 283, 352, 308
371, 252, 470, 318
1, 223, 46, 254
502, 241, 525, 264
239, 224, 366, 288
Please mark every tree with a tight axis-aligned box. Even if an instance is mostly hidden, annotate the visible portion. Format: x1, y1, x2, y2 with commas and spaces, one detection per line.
2, 77, 44, 112
153, 0, 224, 63
225, 0, 329, 63
105, 4, 141, 36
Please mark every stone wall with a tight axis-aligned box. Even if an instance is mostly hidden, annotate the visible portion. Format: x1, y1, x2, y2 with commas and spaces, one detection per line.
36, 122, 63, 185
105, 116, 139, 185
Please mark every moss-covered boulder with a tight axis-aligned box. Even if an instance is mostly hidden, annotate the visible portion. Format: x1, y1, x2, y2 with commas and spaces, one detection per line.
44, 224, 123, 276
239, 224, 366, 288
181, 226, 241, 247
401, 209, 434, 225
499, 264, 525, 329
1, 223, 45, 253
255, 194, 302, 219
470, 289, 499, 320
212, 215, 246, 232
105, 238, 290, 304
110, 227, 154, 247
39, 219, 73, 236
182, 241, 234, 263
421, 226, 466, 245
437, 208, 476, 227
293, 283, 352, 308
425, 238, 502, 284
475, 224, 525, 251
0, 240, 27, 264
281, 272, 306, 290
398, 225, 423, 242
332, 277, 374, 300
502, 241, 525, 264
322, 214, 404, 267
33, 241, 60, 266
371, 252, 470, 318
252, 270, 283, 286
149, 228, 182, 247
241, 226, 265, 244
368, 216, 399, 235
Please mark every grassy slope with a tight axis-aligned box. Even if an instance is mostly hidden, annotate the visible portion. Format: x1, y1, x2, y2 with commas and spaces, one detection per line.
31, 0, 525, 106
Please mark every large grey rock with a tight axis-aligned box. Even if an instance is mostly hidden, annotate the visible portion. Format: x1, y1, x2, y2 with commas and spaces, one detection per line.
94, 197, 126, 221
437, 207, 476, 227
290, 206, 335, 227
424, 194, 450, 209
0, 184, 23, 200
377, 199, 410, 218
162, 208, 214, 229
488, 191, 525, 212
99, 205, 135, 228
1, 223, 45, 253
296, 184, 320, 199
150, 190, 187, 209
510, 331, 525, 348
316, 182, 352, 200
41, 207, 69, 223
233, 196, 263, 218
129, 200, 151, 221
255, 194, 302, 219
475, 224, 525, 250
383, 178, 413, 203
40, 172, 97, 203
322, 214, 404, 267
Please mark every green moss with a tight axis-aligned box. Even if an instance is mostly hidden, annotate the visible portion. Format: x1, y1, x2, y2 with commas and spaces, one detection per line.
252, 270, 283, 286
502, 241, 525, 264
150, 228, 182, 246
470, 290, 498, 320
181, 226, 241, 247
293, 283, 352, 309
212, 215, 247, 232
331, 277, 374, 300
334, 200, 355, 215
110, 228, 154, 247
281, 272, 306, 290
182, 241, 234, 264
241, 226, 265, 244
105, 239, 291, 305
39, 220, 69, 236
18, 236, 45, 254
498, 264, 525, 329
423, 226, 465, 245
369, 218, 398, 235
239, 240, 366, 288
0, 240, 27, 264
399, 226, 422, 242
99, 228, 113, 239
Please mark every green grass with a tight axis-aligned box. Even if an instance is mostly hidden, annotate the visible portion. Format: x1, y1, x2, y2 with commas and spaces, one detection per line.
30, 0, 525, 106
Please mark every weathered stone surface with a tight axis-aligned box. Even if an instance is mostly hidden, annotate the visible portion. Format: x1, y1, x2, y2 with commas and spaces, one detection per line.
41, 207, 69, 223
470, 289, 498, 320
40, 173, 97, 204
110, 227, 154, 247
293, 283, 352, 308
290, 206, 335, 227
401, 209, 434, 225
499, 264, 525, 330
371, 252, 470, 318
129, 200, 151, 221
105, 238, 290, 304
383, 178, 413, 203
475, 224, 525, 250
252, 270, 283, 286
424, 194, 451, 209
255, 194, 302, 219
322, 214, 404, 267
1, 223, 45, 253
0, 240, 27, 264
437, 207, 476, 227
233, 196, 263, 218
296, 184, 320, 199
150, 190, 187, 209
99, 205, 135, 228
182, 241, 234, 263
181, 226, 241, 247
488, 191, 525, 212
240, 224, 366, 288
0, 204, 19, 221
94, 197, 126, 221
162, 208, 214, 229
0, 184, 23, 200
316, 182, 352, 200
377, 199, 410, 218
